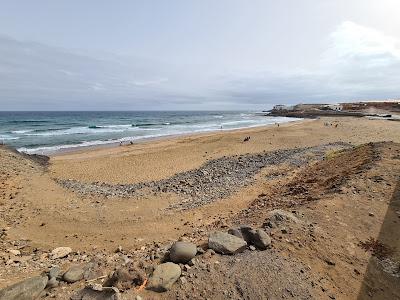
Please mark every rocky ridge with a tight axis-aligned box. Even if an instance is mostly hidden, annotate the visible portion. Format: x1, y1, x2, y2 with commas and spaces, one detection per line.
57, 142, 350, 210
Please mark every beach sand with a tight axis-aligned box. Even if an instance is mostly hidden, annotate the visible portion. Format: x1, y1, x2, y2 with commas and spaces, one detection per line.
1, 116, 400, 299
51, 116, 397, 184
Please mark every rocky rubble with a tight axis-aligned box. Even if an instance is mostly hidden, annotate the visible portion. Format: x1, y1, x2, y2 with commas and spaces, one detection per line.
57, 142, 350, 210
0, 225, 272, 299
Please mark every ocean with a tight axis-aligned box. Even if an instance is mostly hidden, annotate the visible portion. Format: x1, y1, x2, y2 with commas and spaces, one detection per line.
0, 111, 298, 154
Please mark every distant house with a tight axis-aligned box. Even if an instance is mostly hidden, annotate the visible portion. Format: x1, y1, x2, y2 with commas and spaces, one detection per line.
273, 104, 294, 111
325, 104, 343, 111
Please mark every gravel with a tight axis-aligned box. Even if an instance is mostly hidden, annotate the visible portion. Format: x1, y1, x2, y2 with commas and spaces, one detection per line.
56, 142, 350, 210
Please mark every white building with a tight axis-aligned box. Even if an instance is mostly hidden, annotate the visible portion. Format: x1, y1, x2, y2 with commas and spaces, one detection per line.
325, 104, 343, 111
273, 104, 294, 111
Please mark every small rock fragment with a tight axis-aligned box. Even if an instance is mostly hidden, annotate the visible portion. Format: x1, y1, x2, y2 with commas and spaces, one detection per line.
7, 249, 21, 256
51, 247, 72, 259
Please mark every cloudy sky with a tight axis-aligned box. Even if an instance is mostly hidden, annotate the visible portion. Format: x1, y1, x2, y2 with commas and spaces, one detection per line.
1, 0, 400, 110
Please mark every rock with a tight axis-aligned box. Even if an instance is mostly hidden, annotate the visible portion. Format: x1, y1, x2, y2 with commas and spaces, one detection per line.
188, 258, 197, 266
46, 277, 59, 289
103, 266, 146, 291
63, 265, 85, 283
0, 275, 48, 300
72, 284, 121, 300
248, 229, 271, 250
83, 261, 104, 281
48, 266, 61, 279
51, 247, 72, 259
196, 247, 205, 254
147, 262, 181, 292
7, 249, 21, 256
169, 241, 197, 263
232, 225, 253, 243
263, 210, 299, 228
227, 228, 244, 240
208, 231, 247, 255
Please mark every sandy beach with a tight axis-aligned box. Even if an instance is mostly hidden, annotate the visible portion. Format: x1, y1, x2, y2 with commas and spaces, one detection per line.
1, 116, 400, 299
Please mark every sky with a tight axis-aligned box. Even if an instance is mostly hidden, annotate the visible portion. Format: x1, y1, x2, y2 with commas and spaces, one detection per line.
0, 0, 400, 110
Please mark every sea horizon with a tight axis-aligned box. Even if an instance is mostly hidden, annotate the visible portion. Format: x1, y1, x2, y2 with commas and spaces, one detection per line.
0, 111, 299, 155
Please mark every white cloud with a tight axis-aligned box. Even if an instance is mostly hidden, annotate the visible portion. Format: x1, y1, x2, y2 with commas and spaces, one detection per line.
215, 21, 400, 105
327, 21, 400, 66
0, 21, 399, 110
132, 78, 168, 86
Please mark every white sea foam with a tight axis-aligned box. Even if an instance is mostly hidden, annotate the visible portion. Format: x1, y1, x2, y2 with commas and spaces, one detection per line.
24, 125, 139, 136
15, 116, 301, 155
0, 134, 20, 140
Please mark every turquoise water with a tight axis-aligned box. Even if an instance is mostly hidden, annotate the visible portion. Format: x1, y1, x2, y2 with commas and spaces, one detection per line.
0, 111, 298, 154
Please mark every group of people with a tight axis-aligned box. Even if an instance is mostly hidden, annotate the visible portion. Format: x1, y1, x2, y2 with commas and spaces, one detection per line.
119, 141, 134, 146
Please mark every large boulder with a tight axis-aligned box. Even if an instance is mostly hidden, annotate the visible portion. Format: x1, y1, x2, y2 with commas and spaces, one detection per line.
147, 262, 181, 292
208, 231, 247, 255
169, 241, 197, 263
0, 275, 48, 300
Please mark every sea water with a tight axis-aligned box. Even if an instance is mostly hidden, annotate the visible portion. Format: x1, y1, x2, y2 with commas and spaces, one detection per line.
0, 111, 298, 154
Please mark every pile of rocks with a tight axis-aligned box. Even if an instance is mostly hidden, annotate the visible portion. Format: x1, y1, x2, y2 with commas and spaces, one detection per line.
0, 226, 272, 299
57, 142, 350, 210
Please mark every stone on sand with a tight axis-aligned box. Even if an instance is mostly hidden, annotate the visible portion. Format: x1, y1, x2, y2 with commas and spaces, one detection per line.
63, 265, 85, 283
169, 241, 197, 263
147, 262, 181, 292
103, 266, 146, 291
46, 277, 59, 289
263, 209, 299, 228
48, 265, 61, 279
7, 249, 21, 256
248, 229, 271, 250
51, 247, 72, 259
208, 231, 247, 255
0, 276, 48, 300
72, 284, 121, 300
